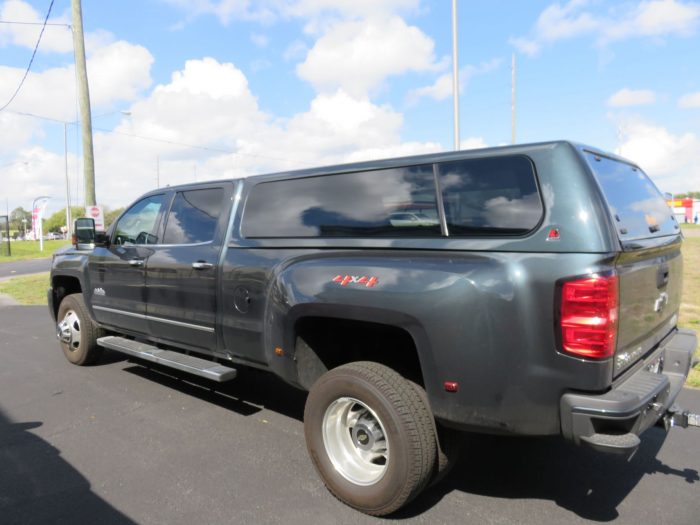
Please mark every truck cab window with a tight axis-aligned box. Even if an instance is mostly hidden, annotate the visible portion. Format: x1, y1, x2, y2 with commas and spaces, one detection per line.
113, 195, 165, 245
162, 188, 224, 245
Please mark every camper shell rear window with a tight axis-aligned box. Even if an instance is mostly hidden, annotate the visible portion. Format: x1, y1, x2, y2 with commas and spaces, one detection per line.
584, 151, 677, 240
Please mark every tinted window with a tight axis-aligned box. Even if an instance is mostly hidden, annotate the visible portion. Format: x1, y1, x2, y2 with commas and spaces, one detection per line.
114, 195, 165, 245
438, 156, 542, 235
163, 188, 224, 244
584, 152, 677, 239
243, 166, 440, 238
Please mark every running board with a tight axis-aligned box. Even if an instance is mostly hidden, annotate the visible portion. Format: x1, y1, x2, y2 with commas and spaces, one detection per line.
97, 336, 237, 382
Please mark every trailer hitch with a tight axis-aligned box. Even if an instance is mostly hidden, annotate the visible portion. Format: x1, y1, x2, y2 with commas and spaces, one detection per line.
662, 405, 700, 432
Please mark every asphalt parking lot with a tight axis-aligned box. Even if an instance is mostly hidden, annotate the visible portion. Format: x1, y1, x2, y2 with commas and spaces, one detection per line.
1, 305, 699, 525
0, 258, 51, 279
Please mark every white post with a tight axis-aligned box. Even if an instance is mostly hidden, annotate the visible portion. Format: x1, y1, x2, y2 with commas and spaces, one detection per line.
511, 53, 517, 145
451, 0, 460, 151
64, 122, 72, 238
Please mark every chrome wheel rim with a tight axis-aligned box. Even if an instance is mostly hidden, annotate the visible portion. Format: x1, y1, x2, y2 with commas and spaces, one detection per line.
322, 397, 389, 486
57, 310, 81, 351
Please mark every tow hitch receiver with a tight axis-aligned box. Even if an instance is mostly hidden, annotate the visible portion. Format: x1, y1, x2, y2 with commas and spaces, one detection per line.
663, 406, 700, 431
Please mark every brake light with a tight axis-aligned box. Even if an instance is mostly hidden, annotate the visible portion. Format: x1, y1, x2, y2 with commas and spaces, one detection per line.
559, 274, 618, 359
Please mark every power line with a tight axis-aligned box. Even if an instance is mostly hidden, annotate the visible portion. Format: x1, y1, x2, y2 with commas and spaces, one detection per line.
7, 109, 313, 167
93, 126, 315, 166
0, 0, 56, 113
0, 20, 68, 27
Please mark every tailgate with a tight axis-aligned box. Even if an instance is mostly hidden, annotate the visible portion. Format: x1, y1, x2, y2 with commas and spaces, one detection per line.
615, 241, 683, 375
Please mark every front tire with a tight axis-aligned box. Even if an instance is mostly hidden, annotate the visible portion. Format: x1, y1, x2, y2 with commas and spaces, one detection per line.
56, 293, 103, 366
304, 362, 436, 516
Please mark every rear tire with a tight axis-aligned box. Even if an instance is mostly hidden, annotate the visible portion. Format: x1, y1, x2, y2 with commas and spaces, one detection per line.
56, 293, 104, 366
408, 381, 463, 486
304, 362, 436, 516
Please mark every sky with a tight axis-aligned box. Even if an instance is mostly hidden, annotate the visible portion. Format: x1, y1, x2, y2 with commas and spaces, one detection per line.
0, 0, 699, 218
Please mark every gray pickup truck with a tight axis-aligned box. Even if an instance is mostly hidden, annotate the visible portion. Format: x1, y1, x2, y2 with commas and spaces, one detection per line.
49, 141, 698, 516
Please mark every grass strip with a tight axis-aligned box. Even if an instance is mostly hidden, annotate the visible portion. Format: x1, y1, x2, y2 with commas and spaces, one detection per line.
0, 272, 50, 305
0, 240, 68, 262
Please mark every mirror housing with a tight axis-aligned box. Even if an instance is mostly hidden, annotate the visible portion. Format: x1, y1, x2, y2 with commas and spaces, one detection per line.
73, 217, 109, 249
74, 218, 96, 250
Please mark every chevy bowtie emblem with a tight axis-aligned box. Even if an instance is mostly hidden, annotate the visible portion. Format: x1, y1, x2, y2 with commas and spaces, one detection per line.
653, 292, 669, 313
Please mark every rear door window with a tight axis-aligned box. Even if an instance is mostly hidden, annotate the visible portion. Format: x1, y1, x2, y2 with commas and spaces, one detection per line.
438, 156, 542, 235
584, 152, 677, 239
242, 165, 440, 238
162, 188, 225, 244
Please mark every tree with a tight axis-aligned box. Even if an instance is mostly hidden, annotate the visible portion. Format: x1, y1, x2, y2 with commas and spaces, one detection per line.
9, 207, 31, 232
44, 207, 86, 233
104, 207, 124, 228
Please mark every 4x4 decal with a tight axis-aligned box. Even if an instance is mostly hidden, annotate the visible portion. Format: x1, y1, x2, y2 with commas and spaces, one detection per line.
332, 275, 379, 288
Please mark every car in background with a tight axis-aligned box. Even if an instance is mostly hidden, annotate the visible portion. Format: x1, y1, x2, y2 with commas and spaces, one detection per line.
389, 212, 439, 227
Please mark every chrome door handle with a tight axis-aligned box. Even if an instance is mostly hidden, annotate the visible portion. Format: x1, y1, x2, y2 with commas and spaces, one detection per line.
192, 261, 214, 270
128, 258, 145, 267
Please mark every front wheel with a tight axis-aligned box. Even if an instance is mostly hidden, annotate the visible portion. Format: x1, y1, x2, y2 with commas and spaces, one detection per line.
304, 362, 436, 516
56, 293, 104, 366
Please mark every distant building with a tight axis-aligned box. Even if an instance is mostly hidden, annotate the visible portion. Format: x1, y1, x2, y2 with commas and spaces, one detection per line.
667, 198, 699, 223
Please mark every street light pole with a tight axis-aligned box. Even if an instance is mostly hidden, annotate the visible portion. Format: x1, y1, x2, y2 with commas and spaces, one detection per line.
64, 122, 72, 238
451, 0, 460, 151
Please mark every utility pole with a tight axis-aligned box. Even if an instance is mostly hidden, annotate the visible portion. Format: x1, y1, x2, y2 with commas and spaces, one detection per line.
71, 0, 96, 207
451, 0, 460, 151
511, 53, 517, 145
156, 156, 160, 188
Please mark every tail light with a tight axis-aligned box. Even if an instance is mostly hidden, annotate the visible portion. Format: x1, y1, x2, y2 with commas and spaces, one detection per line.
559, 273, 618, 359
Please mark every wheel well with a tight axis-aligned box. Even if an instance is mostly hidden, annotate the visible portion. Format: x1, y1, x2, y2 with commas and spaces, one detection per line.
294, 317, 424, 390
51, 276, 82, 318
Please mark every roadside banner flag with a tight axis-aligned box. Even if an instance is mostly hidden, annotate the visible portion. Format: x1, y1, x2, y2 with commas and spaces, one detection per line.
32, 196, 50, 245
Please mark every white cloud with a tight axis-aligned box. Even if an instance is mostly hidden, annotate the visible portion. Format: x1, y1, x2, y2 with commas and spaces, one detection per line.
510, 0, 600, 56
602, 0, 700, 44
0, 111, 41, 156
0, 40, 153, 120
1, 146, 74, 215
409, 72, 453, 102
3, 2, 449, 214
0, 1, 115, 54
408, 59, 502, 103
678, 91, 700, 108
77, 60, 444, 209
283, 39, 308, 62
616, 120, 700, 192
250, 32, 268, 47
88, 42, 154, 107
161, 0, 277, 25
297, 16, 439, 97
607, 88, 657, 107
511, 0, 700, 55
0, 0, 73, 53
460, 137, 488, 150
